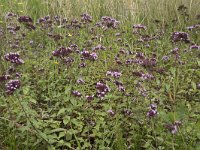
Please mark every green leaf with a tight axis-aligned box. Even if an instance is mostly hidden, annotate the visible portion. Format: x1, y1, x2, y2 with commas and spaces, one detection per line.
191, 81, 197, 90
58, 132, 66, 139
49, 128, 66, 133
57, 108, 66, 116
196, 143, 200, 150
29, 98, 37, 104
23, 86, 30, 95
63, 116, 70, 125
70, 98, 77, 105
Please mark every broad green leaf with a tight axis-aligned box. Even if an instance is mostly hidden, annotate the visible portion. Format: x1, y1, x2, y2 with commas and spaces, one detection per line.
63, 116, 70, 125
57, 108, 66, 116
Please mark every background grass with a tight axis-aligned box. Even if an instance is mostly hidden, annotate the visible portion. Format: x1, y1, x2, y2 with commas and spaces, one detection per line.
0, 0, 200, 25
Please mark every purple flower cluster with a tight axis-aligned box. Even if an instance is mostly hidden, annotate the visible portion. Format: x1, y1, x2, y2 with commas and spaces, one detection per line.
77, 78, 85, 84
81, 13, 92, 23
92, 44, 106, 51
78, 62, 86, 68
165, 121, 182, 134
72, 90, 82, 97
126, 52, 157, 68
141, 58, 157, 68
106, 70, 122, 78
133, 24, 147, 30
141, 73, 154, 80
162, 56, 170, 62
147, 104, 158, 118
4, 52, 24, 64
171, 47, 179, 54
114, 80, 125, 92
5, 79, 20, 95
132, 58, 154, 67
18, 16, 36, 30
67, 18, 82, 29
96, 81, 110, 98
190, 45, 200, 50
18, 16, 33, 23
107, 109, 115, 116
38, 15, 50, 24
52, 46, 72, 57
186, 24, 200, 30
5, 12, 17, 20
122, 109, 133, 116
0, 75, 11, 82
171, 32, 190, 43
86, 95, 94, 101
81, 50, 98, 61
97, 16, 120, 29
64, 57, 74, 65
37, 15, 53, 29
70, 44, 80, 53
48, 32, 63, 41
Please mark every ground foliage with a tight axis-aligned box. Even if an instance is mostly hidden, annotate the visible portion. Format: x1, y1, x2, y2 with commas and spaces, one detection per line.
0, 1, 200, 150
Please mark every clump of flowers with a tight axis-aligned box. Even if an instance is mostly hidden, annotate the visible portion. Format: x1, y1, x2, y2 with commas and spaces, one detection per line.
97, 16, 120, 29
106, 70, 122, 78
132, 53, 157, 68
92, 44, 106, 51
171, 47, 179, 54
107, 109, 115, 116
171, 32, 190, 43
96, 81, 110, 98
122, 109, 133, 116
187, 24, 200, 31
4, 52, 24, 64
190, 45, 200, 50
78, 62, 86, 68
52, 46, 72, 57
18, 16, 33, 23
5, 12, 17, 20
141, 73, 154, 80
133, 24, 147, 30
86, 95, 94, 101
90, 52, 98, 60
165, 121, 182, 134
77, 78, 85, 84
64, 57, 74, 66
6, 79, 20, 95
81, 50, 98, 61
141, 58, 157, 68
114, 80, 125, 92
162, 56, 170, 62
0, 74, 10, 82
18, 16, 36, 30
72, 90, 82, 97
147, 104, 158, 118
70, 44, 80, 53
81, 13, 92, 23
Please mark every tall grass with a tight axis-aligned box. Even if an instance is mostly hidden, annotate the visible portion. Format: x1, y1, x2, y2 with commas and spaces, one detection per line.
1, 0, 199, 26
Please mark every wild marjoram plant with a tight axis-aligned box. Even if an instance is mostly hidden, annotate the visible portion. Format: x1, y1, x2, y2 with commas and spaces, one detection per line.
0, 0, 200, 149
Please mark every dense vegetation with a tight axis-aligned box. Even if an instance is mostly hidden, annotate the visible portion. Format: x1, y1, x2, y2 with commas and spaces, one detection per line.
0, 0, 200, 149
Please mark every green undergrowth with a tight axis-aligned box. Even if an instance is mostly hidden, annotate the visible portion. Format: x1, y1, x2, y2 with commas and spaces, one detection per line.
0, 0, 200, 149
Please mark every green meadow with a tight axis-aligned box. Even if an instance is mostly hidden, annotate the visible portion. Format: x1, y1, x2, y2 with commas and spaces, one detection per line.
0, 0, 200, 149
